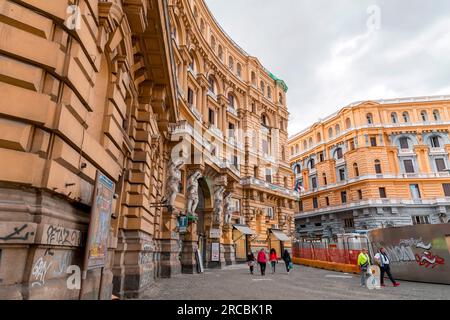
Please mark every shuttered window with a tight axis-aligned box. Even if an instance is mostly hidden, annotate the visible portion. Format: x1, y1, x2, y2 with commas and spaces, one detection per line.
443, 184, 450, 197
403, 160, 415, 173
435, 158, 446, 172
399, 137, 409, 149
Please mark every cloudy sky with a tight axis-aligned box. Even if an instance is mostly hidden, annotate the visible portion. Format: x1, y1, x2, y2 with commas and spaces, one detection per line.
205, 0, 450, 136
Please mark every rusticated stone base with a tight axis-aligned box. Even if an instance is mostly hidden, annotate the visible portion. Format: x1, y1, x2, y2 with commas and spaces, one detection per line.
156, 239, 181, 278
112, 230, 156, 299
181, 241, 198, 274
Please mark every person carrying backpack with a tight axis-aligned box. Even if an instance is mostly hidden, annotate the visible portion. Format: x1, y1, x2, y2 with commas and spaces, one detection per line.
282, 249, 292, 273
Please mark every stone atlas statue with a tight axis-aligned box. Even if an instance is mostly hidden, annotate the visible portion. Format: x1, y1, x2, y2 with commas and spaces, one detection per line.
186, 170, 202, 217
164, 159, 184, 210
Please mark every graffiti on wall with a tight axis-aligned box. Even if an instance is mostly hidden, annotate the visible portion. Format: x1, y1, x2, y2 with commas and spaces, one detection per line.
30, 249, 77, 288
41, 224, 83, 247
0, 223, 37, 243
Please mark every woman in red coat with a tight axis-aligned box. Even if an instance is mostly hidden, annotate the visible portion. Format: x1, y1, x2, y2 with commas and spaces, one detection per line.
257, 249, 267, 276
269, 248, 278, 274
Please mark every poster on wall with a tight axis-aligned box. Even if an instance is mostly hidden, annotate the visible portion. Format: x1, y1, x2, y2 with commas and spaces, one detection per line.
83, 171, 115, 270
211, 242, 220, 262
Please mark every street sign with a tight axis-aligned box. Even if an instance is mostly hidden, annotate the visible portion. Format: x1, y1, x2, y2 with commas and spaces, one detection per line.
179, 216, 188, 233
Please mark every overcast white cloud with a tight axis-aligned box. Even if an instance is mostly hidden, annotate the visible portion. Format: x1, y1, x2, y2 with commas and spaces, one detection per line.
205, 0, 450, 136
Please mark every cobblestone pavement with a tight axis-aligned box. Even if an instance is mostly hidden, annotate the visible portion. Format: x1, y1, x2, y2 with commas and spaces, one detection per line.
141, 263, 450, 300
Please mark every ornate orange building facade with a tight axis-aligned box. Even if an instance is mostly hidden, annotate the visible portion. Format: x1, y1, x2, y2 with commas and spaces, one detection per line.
289, 96, 450, 240
0, 0, 296, 299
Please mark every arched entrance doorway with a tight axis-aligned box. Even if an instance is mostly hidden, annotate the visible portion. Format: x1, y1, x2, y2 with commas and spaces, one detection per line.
196, 178, 212, 266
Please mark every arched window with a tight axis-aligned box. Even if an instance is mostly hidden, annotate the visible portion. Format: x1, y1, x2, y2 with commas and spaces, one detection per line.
328, 127, 333, 139
391, 112, 398, 123
208, 75, 216, 93
267, 86, 272, 98
420, 110, 428, 122
366, 113, 373, 125
295, 165, 301, 174
322, 173, 327, 186
399, 136, 410, 149
334, 147, 343, 159
353, 163, 359, 177
210, 35, 216, 51
374, 159, 382, 174
228, 93, 235, 108
218, 45, 223, 61
200, 19, 205, 35
308, 158, 315, 170
279, 93, 283, 104
303, 140, 307, 150
261, 114, 269, 127
189, 52, 196, 73
295, 144, 299, 153
345, 118, 352, 129
251, 72, 256, 86
335, 124, 341, 135
433, 110, 441, 121
236, 63, 242, 78
228, 56, 234, 70
430, 135, 441, 148
308, 137, 313, 147
260, 81, 265, 95
402, 112, 410, 123
291, 147, 294, 155
317, 132, 321, 142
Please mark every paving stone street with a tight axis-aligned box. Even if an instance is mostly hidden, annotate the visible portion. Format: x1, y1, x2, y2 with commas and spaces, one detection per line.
141, 264, 450, 300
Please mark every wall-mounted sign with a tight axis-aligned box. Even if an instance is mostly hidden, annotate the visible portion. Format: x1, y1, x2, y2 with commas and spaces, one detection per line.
210, 228, 221, 239
83, 171, 115, 270
179, 216, 188, 233
211, 242, 220, 262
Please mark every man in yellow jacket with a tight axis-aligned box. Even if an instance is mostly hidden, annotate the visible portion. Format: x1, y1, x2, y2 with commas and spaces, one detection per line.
357, 248, 371, 287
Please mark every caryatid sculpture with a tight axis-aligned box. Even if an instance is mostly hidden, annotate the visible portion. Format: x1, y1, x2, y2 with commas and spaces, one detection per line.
213, 186, 225, 225
164, 159, 184, 209
186, 170, 202, 217
223, 191, 233, 225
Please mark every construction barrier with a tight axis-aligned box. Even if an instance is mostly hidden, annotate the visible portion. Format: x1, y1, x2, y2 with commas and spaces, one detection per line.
292, 257, 360, 274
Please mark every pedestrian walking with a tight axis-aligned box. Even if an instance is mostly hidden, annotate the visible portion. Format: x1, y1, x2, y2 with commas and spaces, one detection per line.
257, 248, 267, 276
357, 248, 371, 287
282, 249, 292, 273
375, 247, 400, 287
269, 248, 278, 274
247, 252, 256, 275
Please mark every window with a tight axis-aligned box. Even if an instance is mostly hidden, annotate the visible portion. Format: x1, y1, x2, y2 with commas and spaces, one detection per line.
295, 144, 299, 154
236, 63, 242, 78
328, 127, 333, 139
254, 166, 258, 178
208, 108, 215, 125
261, 114, 268, 127
279, 93, 283, 104
233, 155, 239, 168
218, 45, 223, 61
335, 124, 341, 135
344, 218, 355, 228
314, 222, 322, 227
208, 76, 215, 93
410, 184, 421, 199
443, 183, 450, 197
349, 139, 355, 151
251, 102, 256, 113
399, 137, 410, 149
391, 112, 398, 124
308, 137, 313, 147
228, 93, 235, 108
303, 140, 307, 150
317, 132, 322, 142
294, 165, 301, 174
345, 118, 352, 129
251, 72, 256, 86
311, 177, 317, 189
366, 113, 373, 124
325, 197, 330, 206
313, 197, 318, 209
265, 168, 272, 183
228, 56, 234, 70
421, 110, 428, 122
402, 112, 410, 123
298, 201, 303, 212
357, 189, 363, 200
379, 187, 387, 198
374, 159, 382, 174
433, 110, 441, 121
187, 87, 194, 106
319, 152, 324, 162
260, 81, 265, 95
308, 159, 315, 170
370, 136, 377, 147
267, 86, 272, 98
435, 158, 446, 172
412, 216, 430, 225
322, 173, 327, 186
338, 168, 346, 181
228, 122, 235, 137
403, 159, 415, 173
210, 35, 216, 51
430, 136, 441, 148
341, 191, 347, 203
353, 163, 359, 177
335, 148, 343, 159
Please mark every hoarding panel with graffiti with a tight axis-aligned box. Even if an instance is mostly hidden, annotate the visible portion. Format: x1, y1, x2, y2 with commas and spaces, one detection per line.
369, 224, 450, 285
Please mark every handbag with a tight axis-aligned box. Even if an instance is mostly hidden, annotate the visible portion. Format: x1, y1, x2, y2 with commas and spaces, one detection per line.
288, 262, 293, 269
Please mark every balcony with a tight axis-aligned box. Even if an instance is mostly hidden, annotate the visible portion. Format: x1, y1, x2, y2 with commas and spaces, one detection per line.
398, 148, 414, 156
241, 177, 300, 198
188, 104, 202, 122
208, 124, 223, 138
262, 153, 276, 163
187, 66, 196, 77
227, 105, 238, 117
207, 90, 217, 101
335, 158, 345, 166
429, 147, 446, 155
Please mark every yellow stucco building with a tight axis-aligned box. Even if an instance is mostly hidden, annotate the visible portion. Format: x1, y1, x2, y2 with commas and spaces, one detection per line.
0, 0, 296, 299
289, 96, 450, 239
